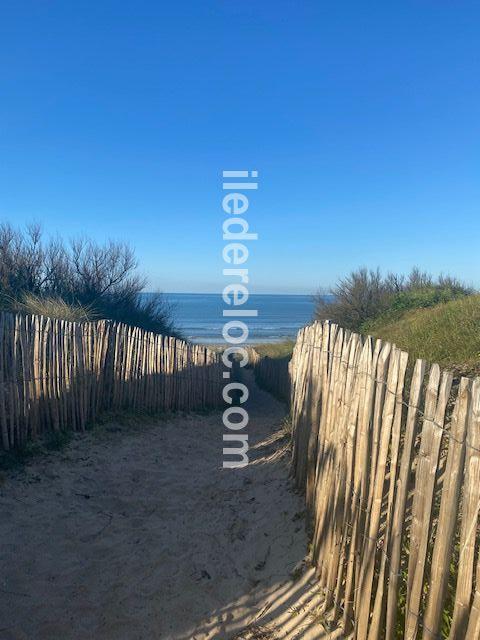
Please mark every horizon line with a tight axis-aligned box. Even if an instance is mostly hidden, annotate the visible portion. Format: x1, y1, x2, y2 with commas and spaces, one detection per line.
143, 291, 331, 296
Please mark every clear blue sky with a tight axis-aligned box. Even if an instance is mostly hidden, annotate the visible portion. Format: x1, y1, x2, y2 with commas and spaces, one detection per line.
1, 2, 479, 294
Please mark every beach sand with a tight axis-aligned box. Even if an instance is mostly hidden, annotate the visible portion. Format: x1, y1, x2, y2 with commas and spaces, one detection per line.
0, 373, 341, 640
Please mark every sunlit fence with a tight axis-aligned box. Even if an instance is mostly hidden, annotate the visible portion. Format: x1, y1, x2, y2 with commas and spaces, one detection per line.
0, 312, 223, 450
254, 320, 480, 639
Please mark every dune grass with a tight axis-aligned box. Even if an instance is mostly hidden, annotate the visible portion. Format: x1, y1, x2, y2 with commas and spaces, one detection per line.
10, 293, 97, 323
253, 340, 295, 360
367, 294, 480, 374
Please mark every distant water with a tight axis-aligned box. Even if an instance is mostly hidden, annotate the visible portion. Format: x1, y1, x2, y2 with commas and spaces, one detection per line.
155, 293, 328, 344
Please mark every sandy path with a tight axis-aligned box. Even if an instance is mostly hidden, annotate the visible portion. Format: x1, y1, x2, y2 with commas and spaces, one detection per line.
0, 373, 341, 640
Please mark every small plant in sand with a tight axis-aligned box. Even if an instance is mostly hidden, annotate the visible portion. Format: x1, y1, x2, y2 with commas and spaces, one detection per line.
232, 624, 277, 639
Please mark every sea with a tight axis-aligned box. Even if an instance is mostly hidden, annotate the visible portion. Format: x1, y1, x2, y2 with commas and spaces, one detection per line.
160, 293, 325, 344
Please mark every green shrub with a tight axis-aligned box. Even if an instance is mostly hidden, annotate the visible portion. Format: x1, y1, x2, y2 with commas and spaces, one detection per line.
391, 287, 464, 313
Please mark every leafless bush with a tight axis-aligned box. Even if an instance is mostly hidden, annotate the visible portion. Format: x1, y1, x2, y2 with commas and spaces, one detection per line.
316, 267, 473, 332
0, 223, 177, 335
316, 268, 393, 331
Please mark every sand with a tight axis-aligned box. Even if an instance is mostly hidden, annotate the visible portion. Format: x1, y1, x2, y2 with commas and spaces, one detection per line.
0, 373, 342, 640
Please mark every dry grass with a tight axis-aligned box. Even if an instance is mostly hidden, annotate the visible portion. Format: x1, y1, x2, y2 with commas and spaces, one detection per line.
11, 293, 96, 323
254, 340, 295, 360
232, 625, 277, 639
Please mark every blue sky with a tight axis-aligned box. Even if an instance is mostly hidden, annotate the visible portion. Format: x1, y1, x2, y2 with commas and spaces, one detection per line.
1, 1, 479, 294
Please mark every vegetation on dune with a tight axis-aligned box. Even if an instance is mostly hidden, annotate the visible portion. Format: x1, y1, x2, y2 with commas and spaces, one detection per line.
316, 267, 473, 333
11, 293, 96, 323
0, 223, 178, 335
367, 294, 480, 373
253, 340, 295, 360
316, 267, 479, 373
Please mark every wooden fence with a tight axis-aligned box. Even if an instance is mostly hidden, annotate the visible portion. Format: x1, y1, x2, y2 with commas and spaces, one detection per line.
251, 351, 291, 403
256, 320, 480, 639
0, 312, 223, 450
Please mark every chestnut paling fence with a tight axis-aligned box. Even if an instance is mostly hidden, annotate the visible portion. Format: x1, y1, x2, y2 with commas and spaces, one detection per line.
254, 320, 480, 640
0, 312, 223, 451
251, 351, 290, 403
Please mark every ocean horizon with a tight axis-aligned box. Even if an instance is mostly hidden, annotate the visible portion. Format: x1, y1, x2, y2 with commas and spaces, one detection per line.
150, 292, 331, 344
